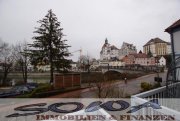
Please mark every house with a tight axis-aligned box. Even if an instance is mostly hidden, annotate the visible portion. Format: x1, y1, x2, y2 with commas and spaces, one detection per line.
143, 37, 171, 57
165, 19, 180, 80
70, 62, 78, 71
122, 51, 156, 66
119, 42, 137, 59
100, 39, 137, 60
100, 38, 119, 60
90, 61, 99, 70
122, 54, 135, 65
36, 64, 50, 72
156, 56, 166, 66
99, 60, 109, 67
132, 19, 180, 121
109, 60, 125, 67
165, 19, 180, 59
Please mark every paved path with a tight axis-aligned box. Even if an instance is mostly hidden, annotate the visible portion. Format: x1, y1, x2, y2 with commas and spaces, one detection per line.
50, 71, 167, 98
117, 71, 167, 96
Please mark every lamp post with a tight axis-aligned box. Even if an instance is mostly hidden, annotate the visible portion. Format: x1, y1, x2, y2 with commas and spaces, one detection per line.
154, 60, 162, 84
107, 63, 109, 71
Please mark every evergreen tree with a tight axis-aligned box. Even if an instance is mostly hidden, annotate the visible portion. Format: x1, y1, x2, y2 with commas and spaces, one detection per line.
29, 9, 71, 83
147, 50, 153, 57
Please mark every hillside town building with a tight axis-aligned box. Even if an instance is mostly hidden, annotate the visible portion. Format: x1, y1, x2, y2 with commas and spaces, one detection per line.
100, 38, 137, 60
119, 42, 137, 59
100, 38, 119, 60
143, 37, 171, 57
122, 51, 156, 66
158, 56, 166, 66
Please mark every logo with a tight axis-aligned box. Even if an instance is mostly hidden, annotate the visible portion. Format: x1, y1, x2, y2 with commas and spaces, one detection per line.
6, 99, 161, 118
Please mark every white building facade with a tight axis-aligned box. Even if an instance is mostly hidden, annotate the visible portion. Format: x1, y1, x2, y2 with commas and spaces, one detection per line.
109, 61, 125, 67
119, 42, 137, 59
135, 57, 155, 66
100, 39, 137, 60
90, 61, 100, 70
100, 39, 119, 60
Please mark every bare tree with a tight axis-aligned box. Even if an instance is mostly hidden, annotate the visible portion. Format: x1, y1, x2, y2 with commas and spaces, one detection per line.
91, 72, 129, 98
91, 73, 114, 98
12, 41, 30, 83
78, 54, 92, 72
0, 40, 14, 85
109, 87, 127, 98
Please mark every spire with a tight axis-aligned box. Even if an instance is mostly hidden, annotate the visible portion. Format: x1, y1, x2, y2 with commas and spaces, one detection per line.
105, 38, 108, 44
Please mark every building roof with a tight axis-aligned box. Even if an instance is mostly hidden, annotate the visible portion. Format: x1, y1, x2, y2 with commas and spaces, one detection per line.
121, 42, 136, 50
110, 45, 119, 50
122, 42, 133, 45
101, 38, 119, 50
130, 53, 147, 58
165, 19, 180, 33
143, 38, 167, 47
125, 51, 147, 58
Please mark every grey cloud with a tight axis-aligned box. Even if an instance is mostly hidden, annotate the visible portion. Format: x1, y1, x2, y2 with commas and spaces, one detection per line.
0, 0, 179, 61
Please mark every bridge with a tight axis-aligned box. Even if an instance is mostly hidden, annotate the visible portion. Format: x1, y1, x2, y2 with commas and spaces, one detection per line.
101, 68, 144, 74
101, 65, 164, 74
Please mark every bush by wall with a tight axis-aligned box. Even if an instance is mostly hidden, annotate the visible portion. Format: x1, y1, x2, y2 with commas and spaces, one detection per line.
141, 81, 161, 92
141, 82, 153, 91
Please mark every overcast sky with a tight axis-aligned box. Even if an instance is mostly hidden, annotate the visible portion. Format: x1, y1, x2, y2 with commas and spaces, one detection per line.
0, 0, 180, 61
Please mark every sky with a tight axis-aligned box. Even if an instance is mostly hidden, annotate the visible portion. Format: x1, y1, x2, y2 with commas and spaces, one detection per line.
0, 0, 180, 61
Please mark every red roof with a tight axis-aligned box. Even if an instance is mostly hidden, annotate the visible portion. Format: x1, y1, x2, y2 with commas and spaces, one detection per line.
165, 19, 180, 33
129, 53, 147, 58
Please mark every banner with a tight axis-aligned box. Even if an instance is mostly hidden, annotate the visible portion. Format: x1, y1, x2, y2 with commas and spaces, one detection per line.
0, 98, 180, 121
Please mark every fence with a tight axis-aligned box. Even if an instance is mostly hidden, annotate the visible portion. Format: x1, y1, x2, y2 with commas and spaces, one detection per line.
53, 73, 81, 89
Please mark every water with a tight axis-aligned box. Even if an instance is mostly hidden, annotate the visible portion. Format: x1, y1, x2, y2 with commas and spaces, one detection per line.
11, 78, 50, 85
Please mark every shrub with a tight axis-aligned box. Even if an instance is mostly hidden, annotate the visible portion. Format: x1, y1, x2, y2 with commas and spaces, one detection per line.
141, 81, 162, 92
153, 82, 161, 88
141, 82, 152, 91
31, 83, 52, 95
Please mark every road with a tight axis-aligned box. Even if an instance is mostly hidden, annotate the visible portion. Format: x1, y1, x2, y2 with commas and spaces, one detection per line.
50, 71, 167, 98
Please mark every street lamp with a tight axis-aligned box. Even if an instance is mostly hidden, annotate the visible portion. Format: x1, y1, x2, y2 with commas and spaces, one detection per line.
107, 63, 109, 71
154, 61, 162, 84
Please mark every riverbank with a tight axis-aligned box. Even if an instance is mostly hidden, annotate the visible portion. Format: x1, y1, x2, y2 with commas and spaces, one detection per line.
7, 72, 50, 79
0, 71, 154, 87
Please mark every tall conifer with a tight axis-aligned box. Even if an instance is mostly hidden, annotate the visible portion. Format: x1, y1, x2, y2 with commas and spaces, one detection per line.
29, 9, 71, 83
